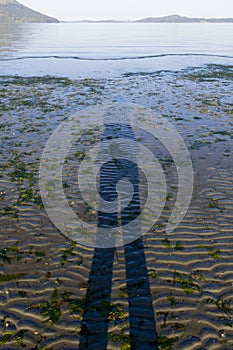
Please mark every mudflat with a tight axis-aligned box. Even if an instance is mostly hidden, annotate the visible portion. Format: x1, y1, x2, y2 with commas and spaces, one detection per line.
0, 64, 233, 349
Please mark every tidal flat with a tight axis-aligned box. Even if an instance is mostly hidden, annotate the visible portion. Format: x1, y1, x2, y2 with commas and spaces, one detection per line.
0, 64, 233, 349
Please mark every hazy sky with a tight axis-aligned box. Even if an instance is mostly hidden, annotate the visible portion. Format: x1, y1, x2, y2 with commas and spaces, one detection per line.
20, 0, 233, 21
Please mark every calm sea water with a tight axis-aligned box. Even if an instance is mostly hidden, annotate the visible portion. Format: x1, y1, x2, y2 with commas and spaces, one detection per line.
0, 23, 233, 77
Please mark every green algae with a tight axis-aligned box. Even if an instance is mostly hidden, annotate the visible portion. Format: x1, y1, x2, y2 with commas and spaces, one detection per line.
38, 288, 61, 325
0, 329, 28, 347
0, 272, 26, 282
183, 64, 233, 81
175, 272, 201, 295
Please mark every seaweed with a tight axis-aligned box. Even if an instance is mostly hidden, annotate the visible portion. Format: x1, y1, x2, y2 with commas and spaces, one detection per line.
38, 288, 61, 325
157, 336, 179, 350
174, 272, 201, 295
0, 273, 26, 282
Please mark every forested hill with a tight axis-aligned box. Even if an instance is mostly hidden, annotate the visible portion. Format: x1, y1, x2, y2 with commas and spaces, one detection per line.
0, 0, 59, 23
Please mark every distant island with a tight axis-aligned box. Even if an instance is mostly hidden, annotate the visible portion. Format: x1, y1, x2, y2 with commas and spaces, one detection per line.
0, 5, 232, 25
73, 14, 233, 23
135, 14, 233, 23
0, 0, 59, 23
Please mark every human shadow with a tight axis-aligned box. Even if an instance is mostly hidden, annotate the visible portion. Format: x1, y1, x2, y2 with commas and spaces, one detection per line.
79, 108, 158, 349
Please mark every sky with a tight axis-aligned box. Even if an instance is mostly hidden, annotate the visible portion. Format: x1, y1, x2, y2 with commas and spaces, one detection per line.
19, 0, 233, 21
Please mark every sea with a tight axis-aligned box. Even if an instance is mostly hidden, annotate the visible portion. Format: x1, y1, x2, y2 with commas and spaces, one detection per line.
0, 22, 233, 78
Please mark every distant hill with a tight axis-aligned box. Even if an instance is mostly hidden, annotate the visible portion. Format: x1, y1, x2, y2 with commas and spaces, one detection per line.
73, 14, 233, 24
0, 0, 59, 23
134, 14, 233, 23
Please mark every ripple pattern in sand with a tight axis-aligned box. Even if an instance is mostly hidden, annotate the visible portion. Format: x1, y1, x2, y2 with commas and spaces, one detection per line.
0, 66, 233, 349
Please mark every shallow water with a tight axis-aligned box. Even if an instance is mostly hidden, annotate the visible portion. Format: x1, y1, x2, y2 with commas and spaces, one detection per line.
0, 23, 233, 77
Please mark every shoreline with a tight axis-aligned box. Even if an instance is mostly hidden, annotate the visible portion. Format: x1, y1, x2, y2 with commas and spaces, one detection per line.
1, 56, 233, 80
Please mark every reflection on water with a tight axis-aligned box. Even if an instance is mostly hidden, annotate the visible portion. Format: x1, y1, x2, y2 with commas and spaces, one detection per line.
0, 23, 20, 53
0, 23, 233, 77
0, 23, 233, 58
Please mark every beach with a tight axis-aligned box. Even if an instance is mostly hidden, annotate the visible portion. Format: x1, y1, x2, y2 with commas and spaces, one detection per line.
0, 64, 233, 348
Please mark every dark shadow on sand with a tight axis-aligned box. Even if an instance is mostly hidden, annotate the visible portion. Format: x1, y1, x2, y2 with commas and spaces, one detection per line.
79, 111, 158, 349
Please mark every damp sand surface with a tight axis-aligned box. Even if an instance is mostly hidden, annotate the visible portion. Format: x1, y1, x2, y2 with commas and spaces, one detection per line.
0, 64, 233, 349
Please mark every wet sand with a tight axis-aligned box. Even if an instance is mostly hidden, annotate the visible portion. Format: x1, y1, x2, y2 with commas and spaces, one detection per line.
0, 64, 233, 349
